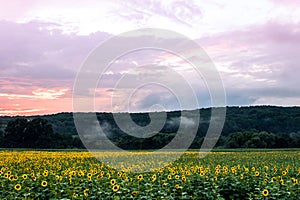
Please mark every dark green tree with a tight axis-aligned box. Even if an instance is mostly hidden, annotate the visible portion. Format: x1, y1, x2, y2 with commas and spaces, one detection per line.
4, 118, 28, 147
3, 118, 55, 148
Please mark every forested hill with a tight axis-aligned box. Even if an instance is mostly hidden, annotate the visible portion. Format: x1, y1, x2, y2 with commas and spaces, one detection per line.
1, 106, 300, 136
1, 106, 300, 149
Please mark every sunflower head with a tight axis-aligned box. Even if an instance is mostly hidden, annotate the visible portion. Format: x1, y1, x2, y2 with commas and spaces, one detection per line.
112, 185, 120, 192
131, 191, 138, 197
262, 189, 269, 197
110, 179, 116, 185
9, 175, 14, 181
14, 184, 21, 191
41, 180, 47, 187
137, 174, 143, 180
282, 171, 287, 176
240, 174, 244, 179
83, 189, 89, 196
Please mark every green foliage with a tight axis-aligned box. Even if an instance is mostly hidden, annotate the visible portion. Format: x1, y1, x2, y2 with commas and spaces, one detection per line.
1, 118, 84, 149
0, 106, 300, 149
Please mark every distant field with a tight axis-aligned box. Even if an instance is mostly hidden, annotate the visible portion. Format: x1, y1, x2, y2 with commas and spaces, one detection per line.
0, 150, 299, 199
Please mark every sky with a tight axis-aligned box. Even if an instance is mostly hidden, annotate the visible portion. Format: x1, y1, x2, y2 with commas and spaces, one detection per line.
0, 0, 300, 116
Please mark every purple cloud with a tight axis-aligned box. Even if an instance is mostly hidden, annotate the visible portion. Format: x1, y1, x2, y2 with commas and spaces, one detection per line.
0, 20, 111, 90
197, 21, 300, 106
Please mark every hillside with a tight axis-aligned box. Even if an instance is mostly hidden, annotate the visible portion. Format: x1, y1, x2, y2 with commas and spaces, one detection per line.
1, 106, 300, 149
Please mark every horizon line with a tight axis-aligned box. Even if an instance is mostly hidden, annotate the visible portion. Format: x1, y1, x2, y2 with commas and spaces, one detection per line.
1, 105, 300, 118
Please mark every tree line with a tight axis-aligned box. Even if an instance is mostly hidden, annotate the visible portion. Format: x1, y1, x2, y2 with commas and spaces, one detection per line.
0, 118, 83, 149
0, 106, 300, 149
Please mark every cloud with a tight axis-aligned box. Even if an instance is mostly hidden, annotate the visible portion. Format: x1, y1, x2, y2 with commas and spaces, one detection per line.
198, 21, 300, 106
114, 0, 202, 27
0, 20, 111, 86
0, 20, 111, 79
1, 1, 300, 115
0, 20, 112, 115
135, 92, 179, 111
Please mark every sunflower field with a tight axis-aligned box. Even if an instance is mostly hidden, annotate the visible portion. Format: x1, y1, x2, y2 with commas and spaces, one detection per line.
0, 150, 299, 199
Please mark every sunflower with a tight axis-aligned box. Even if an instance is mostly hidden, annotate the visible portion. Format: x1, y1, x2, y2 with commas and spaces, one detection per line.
205, 176, 209, 181
280, 179, 284, 185
262, 189, 269, 197
110, 179, 116, 185
244, 168, 249, 173
240, 174, 244, 179
41, 180, 47, 187
255, 171, 260, 177
200, 171, 205, 176
167, 175, 172, 180
175, 175, 180, 180
117, 171, 122, 177
14, 183, 21, 191
151, 174, 157, 181
112, 184, 120, 192
131, 191, 138, 197
73, 193, 77, 198
175, 184, 180, 189
22, 174, 28, 179
214, 176, 218, 181
282, 170, 287, 176
83, 189, 89, 196
9, 175, 14, 181
4, 173, 9, 178
43, 170, 49, 177
137, 174, 143, 180
78, 171, 83, 177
